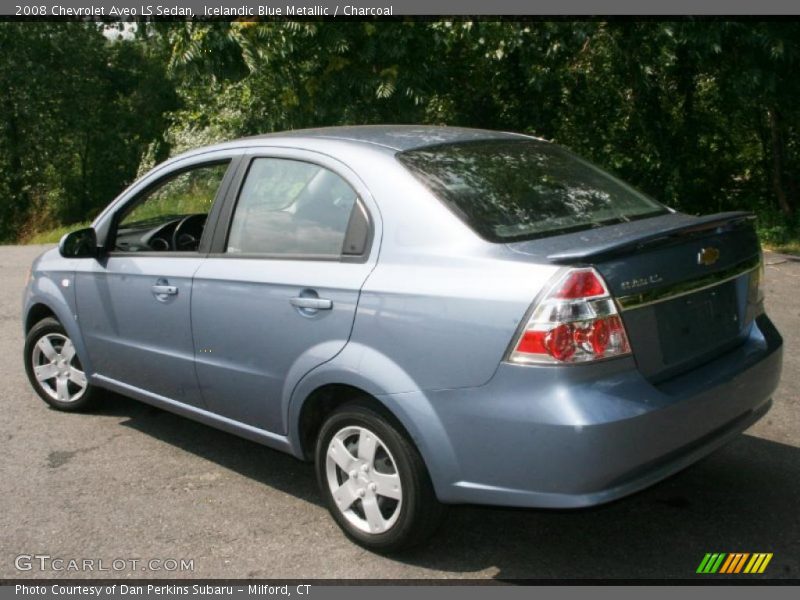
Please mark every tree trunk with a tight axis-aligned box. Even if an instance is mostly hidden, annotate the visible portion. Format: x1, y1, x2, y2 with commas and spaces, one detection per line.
767, 106, 794, 217
2, 100, 27, 240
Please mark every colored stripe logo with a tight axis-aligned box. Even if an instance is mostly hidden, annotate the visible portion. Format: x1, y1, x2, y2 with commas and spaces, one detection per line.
697, 553, 773, 574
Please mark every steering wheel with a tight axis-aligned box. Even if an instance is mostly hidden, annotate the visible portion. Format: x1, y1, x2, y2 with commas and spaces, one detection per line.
172, 214, 207, 251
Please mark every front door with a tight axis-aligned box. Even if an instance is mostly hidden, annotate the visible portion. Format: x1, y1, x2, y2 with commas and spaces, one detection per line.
75, 160, 233, 406
191, 155, 376, 432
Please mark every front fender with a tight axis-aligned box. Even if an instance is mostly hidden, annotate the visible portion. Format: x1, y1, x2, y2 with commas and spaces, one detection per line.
285, 342, 460, 498
23, 258, 94, 377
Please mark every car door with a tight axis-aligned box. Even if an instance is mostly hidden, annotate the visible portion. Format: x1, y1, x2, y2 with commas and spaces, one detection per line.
75, 158, 237, 406
190, 150, 377, 433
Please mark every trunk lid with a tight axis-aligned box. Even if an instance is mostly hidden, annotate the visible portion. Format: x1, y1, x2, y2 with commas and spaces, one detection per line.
508, 212, 762, 381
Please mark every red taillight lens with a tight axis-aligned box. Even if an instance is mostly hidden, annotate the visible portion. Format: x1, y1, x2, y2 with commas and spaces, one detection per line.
553, 269, 607, 299
517, 329, 547, 355
589, 318, 610, 354
508, 268, 632, 365
545, 323, 576, 361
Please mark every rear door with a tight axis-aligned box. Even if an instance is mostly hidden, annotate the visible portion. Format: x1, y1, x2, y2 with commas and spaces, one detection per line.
190, 150, 377, 433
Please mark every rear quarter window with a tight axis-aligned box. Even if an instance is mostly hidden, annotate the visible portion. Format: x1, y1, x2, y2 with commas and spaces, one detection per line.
397, 139, 668, 242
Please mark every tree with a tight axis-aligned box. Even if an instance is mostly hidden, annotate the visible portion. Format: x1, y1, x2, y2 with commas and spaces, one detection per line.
2, 21, 798, 243
0, 23, 176, 241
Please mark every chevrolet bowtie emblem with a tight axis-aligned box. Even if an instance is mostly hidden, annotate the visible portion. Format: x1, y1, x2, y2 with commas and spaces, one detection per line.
697, 247, 720, 266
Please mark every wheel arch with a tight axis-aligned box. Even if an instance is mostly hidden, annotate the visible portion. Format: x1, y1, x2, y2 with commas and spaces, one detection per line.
295, 383, 415, 462
24, 291, 94, 378
286, 347, 461, 499
25, 303, 57, 333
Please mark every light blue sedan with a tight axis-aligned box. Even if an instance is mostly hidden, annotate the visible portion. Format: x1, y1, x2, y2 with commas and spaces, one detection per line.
23, 126, 783, 551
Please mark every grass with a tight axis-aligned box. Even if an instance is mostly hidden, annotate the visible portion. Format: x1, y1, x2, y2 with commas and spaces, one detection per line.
17, 169, 225, 246
18, 190, 213, 246
122, 192, 213, 225
756, 216, 800, 257
764, 241, 800, 257
23, 222, 92, 245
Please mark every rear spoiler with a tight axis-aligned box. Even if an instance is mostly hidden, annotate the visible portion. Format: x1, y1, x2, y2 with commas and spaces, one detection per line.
546, 211, 756, 264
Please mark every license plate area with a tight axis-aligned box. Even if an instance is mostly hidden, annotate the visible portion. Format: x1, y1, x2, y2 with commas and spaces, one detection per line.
656, 280, 741, 366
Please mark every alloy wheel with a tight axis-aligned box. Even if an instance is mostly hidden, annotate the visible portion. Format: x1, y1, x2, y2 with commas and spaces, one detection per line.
325, 425, 403, 534
30, 333, 88, 404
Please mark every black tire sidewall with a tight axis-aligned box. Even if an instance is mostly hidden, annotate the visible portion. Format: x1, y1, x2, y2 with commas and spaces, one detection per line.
24, 317, 95, 412
315, 403, 437, 552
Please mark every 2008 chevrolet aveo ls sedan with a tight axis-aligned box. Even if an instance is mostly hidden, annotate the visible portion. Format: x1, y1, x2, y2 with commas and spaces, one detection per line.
23, 126, 783, 551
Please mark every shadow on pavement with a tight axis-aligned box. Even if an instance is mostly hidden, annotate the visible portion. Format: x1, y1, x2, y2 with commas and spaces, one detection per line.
95, 392, 322, 506
95, 392, 799, 580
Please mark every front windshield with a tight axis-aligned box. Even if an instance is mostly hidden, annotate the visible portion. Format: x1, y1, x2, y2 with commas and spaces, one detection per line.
397, 139, 668, 242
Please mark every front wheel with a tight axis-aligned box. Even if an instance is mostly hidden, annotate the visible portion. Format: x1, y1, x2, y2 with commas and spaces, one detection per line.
24, 317, 97, 412
315, 402, 445, 552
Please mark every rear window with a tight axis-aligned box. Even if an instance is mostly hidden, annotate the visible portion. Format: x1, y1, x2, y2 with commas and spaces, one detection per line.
397, 139, 668, 242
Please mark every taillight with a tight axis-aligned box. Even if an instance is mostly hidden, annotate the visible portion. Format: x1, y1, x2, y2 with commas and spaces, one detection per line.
508, 267, 632, 365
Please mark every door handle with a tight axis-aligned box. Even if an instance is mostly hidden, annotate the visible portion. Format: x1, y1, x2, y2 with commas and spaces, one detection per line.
290, 297, 332, 310
152, 284, 178, 296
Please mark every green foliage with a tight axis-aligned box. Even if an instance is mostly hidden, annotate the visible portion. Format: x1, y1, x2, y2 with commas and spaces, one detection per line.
121, 162, 228, 224
756, 208, 800, 247
22, 221, 92, 245
149, 21, 800, 228
3, 21, 799, 245
0, 23, 176, 241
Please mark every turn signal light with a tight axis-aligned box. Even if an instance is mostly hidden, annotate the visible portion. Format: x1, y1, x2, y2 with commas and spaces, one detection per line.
508, 267, 632, 364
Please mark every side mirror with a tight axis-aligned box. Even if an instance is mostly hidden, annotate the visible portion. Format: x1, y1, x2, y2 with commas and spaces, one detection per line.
58, 227, 99, 258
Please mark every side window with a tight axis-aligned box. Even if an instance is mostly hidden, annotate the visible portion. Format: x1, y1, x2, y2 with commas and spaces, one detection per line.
113, 161, 229, 252
227, 158, 359, 257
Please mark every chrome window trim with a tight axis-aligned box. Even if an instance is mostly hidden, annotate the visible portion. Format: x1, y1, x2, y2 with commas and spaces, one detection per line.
616, 255, 761, 311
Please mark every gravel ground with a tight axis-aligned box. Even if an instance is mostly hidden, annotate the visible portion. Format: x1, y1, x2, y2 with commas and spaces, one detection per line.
1, 245, 797, 580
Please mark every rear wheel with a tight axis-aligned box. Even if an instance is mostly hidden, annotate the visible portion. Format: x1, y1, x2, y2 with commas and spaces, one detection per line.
315, 402, 445, 552
24, 317, 97, 412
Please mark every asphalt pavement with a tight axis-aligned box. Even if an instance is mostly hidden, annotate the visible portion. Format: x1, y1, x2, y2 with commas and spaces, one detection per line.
1, 245, 798, 580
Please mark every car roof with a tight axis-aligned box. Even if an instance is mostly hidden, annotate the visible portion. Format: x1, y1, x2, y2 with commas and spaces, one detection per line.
166, 125, 547, 168
245, 125, 533, 151
179, 125, 534, 157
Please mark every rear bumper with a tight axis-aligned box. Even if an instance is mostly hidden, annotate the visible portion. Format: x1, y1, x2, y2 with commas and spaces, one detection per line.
403, 314, 783, 508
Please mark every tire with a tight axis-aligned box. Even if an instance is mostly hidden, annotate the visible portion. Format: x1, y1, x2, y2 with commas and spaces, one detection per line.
315, 401, 445, 552
24, 317, 97, 412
